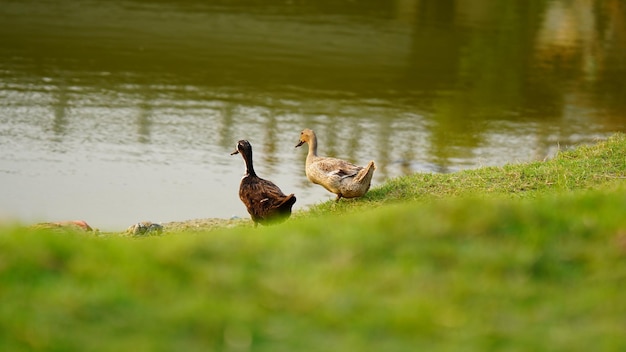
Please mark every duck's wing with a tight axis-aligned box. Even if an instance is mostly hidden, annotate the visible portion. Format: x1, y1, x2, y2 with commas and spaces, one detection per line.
252, 178, 295, 208
240, 176, 294, 220
254, 179, 295, 221
313, 157, 363, 179
261, 192, 296, 209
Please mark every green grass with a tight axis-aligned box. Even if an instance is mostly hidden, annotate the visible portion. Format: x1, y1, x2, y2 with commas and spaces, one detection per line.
1, 134, 625, 351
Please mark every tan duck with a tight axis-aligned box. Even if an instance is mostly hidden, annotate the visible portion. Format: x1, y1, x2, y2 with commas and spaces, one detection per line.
231, 140, 296, 226
295, 128, 376, 201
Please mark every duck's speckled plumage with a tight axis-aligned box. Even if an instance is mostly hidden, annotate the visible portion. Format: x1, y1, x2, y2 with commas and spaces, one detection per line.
232, 140, 296, 226
295, 128, 376, 201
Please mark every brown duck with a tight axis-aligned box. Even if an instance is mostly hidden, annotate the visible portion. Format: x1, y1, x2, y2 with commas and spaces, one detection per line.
295, 128, 376, 201
231, 140, 296, 226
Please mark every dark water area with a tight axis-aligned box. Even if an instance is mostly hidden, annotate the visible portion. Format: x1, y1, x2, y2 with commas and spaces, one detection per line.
1, 0, 625, 230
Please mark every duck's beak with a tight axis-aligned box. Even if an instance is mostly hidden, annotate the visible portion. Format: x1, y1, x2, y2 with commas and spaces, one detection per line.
230, 149, 239, 155
295, 140, 305, 148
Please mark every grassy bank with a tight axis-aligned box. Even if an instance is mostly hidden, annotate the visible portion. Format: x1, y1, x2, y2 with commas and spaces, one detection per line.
1, 134, 625, 351
307, 133, 626, 215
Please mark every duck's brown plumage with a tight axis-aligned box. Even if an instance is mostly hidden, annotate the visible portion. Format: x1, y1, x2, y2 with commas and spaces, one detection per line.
231, 140, 296, 226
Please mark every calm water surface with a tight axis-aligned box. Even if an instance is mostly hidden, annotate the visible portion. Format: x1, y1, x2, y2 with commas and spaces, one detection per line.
1, 0, 625, 230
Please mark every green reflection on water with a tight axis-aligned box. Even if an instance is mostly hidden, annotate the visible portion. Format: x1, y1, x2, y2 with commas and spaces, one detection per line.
1, 0, 625, 166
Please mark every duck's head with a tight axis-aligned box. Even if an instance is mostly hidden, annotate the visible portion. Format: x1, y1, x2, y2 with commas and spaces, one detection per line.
295, 128, 315, 148
231, 140, 252, 156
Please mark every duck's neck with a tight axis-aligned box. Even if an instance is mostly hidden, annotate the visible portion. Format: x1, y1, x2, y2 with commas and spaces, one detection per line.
308, 134, 318, 157
242, 150, 257, 177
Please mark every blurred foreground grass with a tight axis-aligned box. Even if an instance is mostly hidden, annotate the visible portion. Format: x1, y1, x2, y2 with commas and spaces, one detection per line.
1, 134, 625, 351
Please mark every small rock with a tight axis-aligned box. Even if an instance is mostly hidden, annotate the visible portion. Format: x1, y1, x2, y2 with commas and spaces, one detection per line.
126, 221, 163, 236
32, 220, 98, 234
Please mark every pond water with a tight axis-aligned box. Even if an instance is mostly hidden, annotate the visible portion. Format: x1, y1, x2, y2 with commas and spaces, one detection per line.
1, 0, 625, 230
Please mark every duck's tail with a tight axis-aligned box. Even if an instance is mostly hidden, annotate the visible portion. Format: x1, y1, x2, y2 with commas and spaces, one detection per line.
355, 161, 376, 184
277, 193, 297, 212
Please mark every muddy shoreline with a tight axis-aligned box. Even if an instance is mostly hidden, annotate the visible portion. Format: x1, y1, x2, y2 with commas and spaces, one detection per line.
31, 217, 251, 236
